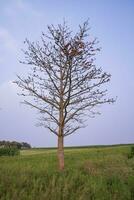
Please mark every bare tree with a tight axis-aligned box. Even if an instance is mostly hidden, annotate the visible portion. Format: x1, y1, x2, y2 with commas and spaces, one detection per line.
15, 20, 115, 170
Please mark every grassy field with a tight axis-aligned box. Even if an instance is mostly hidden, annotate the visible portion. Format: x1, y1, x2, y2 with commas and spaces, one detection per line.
0, 145, 134, 200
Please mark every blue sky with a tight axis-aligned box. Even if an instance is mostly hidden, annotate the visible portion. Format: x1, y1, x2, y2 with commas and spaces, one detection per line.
0, 0, 134, 147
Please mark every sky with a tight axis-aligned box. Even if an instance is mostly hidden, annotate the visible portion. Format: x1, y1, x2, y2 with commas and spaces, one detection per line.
0, 0, 134, 147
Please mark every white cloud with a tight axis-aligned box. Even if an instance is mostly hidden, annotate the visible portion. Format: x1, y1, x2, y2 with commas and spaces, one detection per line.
0, 80, 19, 110
15, 0, 25, 9
4, 0, 25, 16
0, 57, 4, 64
0, 27, 18, 52
4, 0, 43, 18
0, 80, 18, 95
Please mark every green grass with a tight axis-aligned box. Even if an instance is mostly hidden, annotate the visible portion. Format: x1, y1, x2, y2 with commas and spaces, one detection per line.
0, 145, 134, 200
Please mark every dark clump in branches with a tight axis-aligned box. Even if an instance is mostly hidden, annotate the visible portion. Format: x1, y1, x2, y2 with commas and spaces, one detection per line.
15, 20, 115, 170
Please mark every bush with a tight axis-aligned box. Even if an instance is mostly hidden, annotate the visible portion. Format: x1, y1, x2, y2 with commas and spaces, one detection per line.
128, 146, 134, 159
0, 147, 20, 156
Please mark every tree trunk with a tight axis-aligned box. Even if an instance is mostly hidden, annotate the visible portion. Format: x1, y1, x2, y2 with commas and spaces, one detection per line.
57, 135, 64, 170
58, 61, 64, 171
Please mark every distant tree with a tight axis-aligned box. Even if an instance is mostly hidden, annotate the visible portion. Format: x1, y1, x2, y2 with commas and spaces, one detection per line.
15, 20, 115, 170
21, 142, 31, 149
0, 140, 31, 149
11, 141, 22, 149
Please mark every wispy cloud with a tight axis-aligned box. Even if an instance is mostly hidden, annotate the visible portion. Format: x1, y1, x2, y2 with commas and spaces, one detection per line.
0, 27, 18, 52
4, 0, 43, 18
0, 80, 18, 107
0, 57, 4, 64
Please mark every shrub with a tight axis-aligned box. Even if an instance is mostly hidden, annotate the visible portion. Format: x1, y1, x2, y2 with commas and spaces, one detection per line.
0, 147, 20, 156
128, 146, 134, 159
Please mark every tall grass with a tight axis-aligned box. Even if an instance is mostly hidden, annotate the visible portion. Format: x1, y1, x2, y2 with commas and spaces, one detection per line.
0, 145, 134, 200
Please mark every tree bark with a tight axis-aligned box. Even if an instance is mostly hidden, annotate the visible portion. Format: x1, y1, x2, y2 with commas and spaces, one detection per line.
57, 62, 64, 171
57, 135, 64, 170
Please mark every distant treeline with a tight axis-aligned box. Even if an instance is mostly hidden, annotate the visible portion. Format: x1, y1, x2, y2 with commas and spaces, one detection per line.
33, 143, 134, 150
0, 141, 31, 149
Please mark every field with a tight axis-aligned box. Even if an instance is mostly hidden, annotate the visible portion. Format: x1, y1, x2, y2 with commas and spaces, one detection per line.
0, 145, 134, 200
